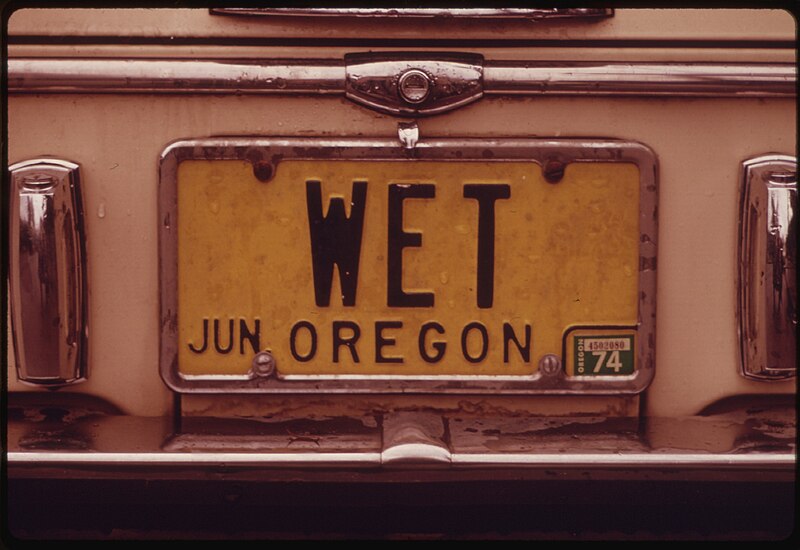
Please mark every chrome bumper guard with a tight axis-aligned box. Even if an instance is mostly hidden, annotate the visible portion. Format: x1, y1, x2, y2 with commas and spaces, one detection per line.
7, 399, 795, 482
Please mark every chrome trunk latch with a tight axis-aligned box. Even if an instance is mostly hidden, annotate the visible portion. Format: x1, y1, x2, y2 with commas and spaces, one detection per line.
345, 53, 483, 116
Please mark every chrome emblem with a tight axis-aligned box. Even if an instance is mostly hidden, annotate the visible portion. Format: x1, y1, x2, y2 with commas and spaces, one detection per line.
344, 53, 484, 116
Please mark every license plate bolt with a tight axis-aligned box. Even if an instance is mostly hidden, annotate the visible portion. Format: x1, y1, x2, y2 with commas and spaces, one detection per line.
253, 161, 274, 183
543, 159, 566, 184
252, 351, 276, 378
538, 354, 562, 376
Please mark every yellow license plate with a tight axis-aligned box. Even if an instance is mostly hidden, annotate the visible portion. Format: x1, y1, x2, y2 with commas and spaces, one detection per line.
160, 138, 657, 393
178, 159, 638, 374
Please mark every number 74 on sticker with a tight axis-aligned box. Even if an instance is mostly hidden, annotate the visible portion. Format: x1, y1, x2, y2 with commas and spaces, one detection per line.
573, 335, 635, 376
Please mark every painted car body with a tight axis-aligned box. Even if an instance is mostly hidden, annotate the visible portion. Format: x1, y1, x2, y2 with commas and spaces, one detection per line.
4, 8, 796, 539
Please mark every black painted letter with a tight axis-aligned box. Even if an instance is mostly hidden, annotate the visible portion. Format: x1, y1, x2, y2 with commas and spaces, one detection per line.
239, 318, 260, 355
387, 183, 435, 307
290, 321, 317, 362
503, 322, 531, 363
333, 321, 361, 363
188, 318, 209, 354
463, 184, 510, 308
213, 318, 234, 354
306, 180, 367, 307
375, 321, 403, 363
419, 322, 446, 363
461, 322, 489, 363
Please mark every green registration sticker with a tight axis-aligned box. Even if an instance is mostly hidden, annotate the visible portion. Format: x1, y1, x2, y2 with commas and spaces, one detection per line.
574, 335, 635, 376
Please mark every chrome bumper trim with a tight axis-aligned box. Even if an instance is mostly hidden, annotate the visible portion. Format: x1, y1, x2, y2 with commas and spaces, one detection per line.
7, 451, 382, 465
8, 404, 795, 479
7, 59, 796, 99
7, 59, 345, 94
452, 453, 796, 468
8, 451, 795, 469
483, 63, 797, 97
209, 8, 615, 21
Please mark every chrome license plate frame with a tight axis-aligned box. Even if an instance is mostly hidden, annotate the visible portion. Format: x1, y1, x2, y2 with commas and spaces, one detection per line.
159, 137, 657, 394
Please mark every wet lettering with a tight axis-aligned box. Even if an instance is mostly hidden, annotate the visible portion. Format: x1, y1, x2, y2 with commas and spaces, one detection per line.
387, 183, 435, 307
463, 184, 510, 308
306, 180, 367, 307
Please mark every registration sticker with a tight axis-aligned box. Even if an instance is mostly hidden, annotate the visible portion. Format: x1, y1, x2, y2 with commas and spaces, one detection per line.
569, 331, 636, 376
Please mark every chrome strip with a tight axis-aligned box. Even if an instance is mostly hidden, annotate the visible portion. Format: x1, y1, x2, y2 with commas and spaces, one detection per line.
483, 63, 797, 97
452, 453, 797, 468
8, 159, 88, 387
7, 59, 345, 95
8, 451, 794, 468
210, 8, 615, 20
7, 59, 796, 99
737, 154, 797, 381
158, 138, 657, 394
8, 452, 381, 465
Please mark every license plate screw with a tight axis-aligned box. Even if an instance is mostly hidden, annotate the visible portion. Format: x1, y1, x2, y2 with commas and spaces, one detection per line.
543, 159, 566, 184
253, 161, 274, 183
538, 354, 562, 376
252, 351, 276, 377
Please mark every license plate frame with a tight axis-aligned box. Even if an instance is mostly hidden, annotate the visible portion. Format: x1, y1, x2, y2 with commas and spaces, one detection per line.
159, 137, 657, 394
